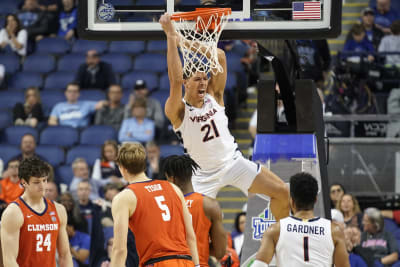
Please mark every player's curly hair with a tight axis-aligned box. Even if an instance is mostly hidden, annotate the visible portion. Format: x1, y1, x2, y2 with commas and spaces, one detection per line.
19, 157, 50, 183
163, 155, 199, 185
289, 172, 318, 211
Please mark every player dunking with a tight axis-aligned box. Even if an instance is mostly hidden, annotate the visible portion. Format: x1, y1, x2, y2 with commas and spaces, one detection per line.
159, 14, 289, 220
1, 157, 72, 267
111, 143, 199, 267
164, 155, 227, 266
252, 173, 350, 267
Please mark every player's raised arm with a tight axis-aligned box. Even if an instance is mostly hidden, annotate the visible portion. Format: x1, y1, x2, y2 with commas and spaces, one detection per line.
208, 48, 227, 105
111, 190, 136, 267
331, 222, 350, 267
55, 203, 73, 267
254, 222, 280, 266
160, 13, 185, 128
1, 203, 24, 267
203, 197, 226, 260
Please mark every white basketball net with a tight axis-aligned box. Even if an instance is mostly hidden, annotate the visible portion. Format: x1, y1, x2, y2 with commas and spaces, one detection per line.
173, 12, 230, 77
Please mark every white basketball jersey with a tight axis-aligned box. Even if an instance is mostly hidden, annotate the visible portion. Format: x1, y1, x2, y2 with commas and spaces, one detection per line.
174, 94, 237, 171
276, 216, 334, 267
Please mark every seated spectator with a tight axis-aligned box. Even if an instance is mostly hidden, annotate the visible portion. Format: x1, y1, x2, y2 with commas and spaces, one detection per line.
124, 80, 164, 131
337, 194, 363, 229
18, 0, 49, 42
0, 14, 27, 56
361, 207, 399, 266
0, 159, 24, 204
330, 183, 346, 208
94, 84, 124, 130
378, 20, 400, 66
13, 87, 44, 127
11, 133, 44, 162
356, 8, 385, 50
48, 83, 107, 128
57, 0, 77, 41
44, 180, 59, 201
343, 24, 375, 62
97, 235, 113, 267
92, 183, 120, 225
145, 141, 163, 180
373, 0, 399, 34
344, 226, 370, 267
67, 216, 91, 267
119, 97, 155, 144
60, 192, 88, 233
92, 140, 122, 184
69, 158, 102, 201
231, 212, 246, 257
38, 0, 62, 36
75, 50, 116, 90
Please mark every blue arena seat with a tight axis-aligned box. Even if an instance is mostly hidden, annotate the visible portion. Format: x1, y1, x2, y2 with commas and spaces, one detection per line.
40, 126, 79, 147
0, 112, 12, 129
151, 90, 169, 110
0, 1, 19, 16
226, 72, 238, 90
160, 144, 184, 158
9, 72, 43, 90
66, 145, 101, 166
159, 72, 170, 91
136, 0, 164, 5
40, 90, 65, 115
80, 125, 117, 145
121, 71, 159, 90
58, 53, 85, 71
0, 91, 24, 109
109, 41, 145, 54
133, 53, 167, 72
72, 40, 108, 54
0, 145, 20, 164
4, 126, 39, 145
0, 54, 20, 74
80, 90, 106, 101
102, 53, 132, 74
180, 0, 201, 5
55, 165, 73, 186
44, 71, 75, 90
23, 53, 56, 74
36, 37, 71, 55
226, 52, 244, 72
36, 145, 65, 166
147, 40, 167, 52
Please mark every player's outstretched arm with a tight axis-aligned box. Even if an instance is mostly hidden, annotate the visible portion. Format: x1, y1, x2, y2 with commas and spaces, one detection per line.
1, 204, 24, 267
160, 13, 185, 128
55, 203, 73, 267
208, 48, 227, 106
111, 189, 136, 267
255, 222, 280, 266
332, 222, 350, 267
171, 184, 200, 266
203, 196, 226, 260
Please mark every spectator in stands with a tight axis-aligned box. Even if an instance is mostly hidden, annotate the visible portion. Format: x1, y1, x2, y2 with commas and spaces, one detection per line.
67, 215, 91, 267
13, 87, 44, 127
373, 0, 399, 34
343, 24, 375, 62
145, 141, 163, 180
356, 8, 385, 50
92, 183, 119, 226
94, 84, 124, 131
124, 80, 164, 131
378, 20, 400, 66
57, 0, 77, 41
0, 14, 27, 57
0, 159, 24, 204
344, 226, 370, 267
337, 194, 363, 229
231, 212, 246, 257
119, 97, 155, 144
97, 236, 113, 267
92, 140, 122, 184
60, 192, 88, 233
48, 82, 107, 128
18, 0, 50, 42
38, 0, 62, 35
75, 50, 116, 90
69, 158, 102, 201
361, 207, 399, 266
330, 183, 346, 208
44, 180, 59, 201
11, 133, 43, 162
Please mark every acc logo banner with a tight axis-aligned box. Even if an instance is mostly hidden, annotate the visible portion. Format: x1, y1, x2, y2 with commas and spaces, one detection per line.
97, 3, 115, 22
252, 206, 276, 240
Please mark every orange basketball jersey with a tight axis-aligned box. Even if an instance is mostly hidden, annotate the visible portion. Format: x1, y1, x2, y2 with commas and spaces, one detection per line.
127, 180, 191, 267
185, 192, 212, 267
13, 197, 60, 267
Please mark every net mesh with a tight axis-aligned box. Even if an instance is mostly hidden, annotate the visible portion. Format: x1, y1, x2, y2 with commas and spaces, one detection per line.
172, 11, 230, 77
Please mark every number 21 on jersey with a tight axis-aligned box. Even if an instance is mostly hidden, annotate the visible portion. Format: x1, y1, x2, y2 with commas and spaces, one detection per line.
155, 195, 171, 221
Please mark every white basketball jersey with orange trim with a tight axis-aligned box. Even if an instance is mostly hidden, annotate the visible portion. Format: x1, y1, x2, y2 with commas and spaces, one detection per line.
174, 94, 237, 172
276, 216, 334, 267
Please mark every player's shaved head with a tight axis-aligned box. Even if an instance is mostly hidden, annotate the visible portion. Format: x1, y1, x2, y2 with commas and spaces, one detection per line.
117, 142, 147, 175
289, 172, 318, 211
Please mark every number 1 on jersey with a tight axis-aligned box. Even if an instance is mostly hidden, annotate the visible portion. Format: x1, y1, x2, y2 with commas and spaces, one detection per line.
303, 236, 309, 261
155, 195, 171, 221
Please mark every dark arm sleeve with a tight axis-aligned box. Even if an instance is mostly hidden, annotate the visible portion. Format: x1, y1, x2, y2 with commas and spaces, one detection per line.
31, 103, 44, 121
314, 40, 331, 71
13, 103, 26, 121
26, 12, 49, 37
386, 231, 399, 254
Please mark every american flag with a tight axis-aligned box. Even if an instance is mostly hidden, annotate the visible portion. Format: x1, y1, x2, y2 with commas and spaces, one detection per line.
292, 1, 321, 20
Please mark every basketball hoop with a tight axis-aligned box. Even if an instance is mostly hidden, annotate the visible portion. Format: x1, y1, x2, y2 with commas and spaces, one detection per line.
171, 8, 232, 77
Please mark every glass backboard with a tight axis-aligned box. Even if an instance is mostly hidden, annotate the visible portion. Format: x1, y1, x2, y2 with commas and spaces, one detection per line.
78, 0, 342, 40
